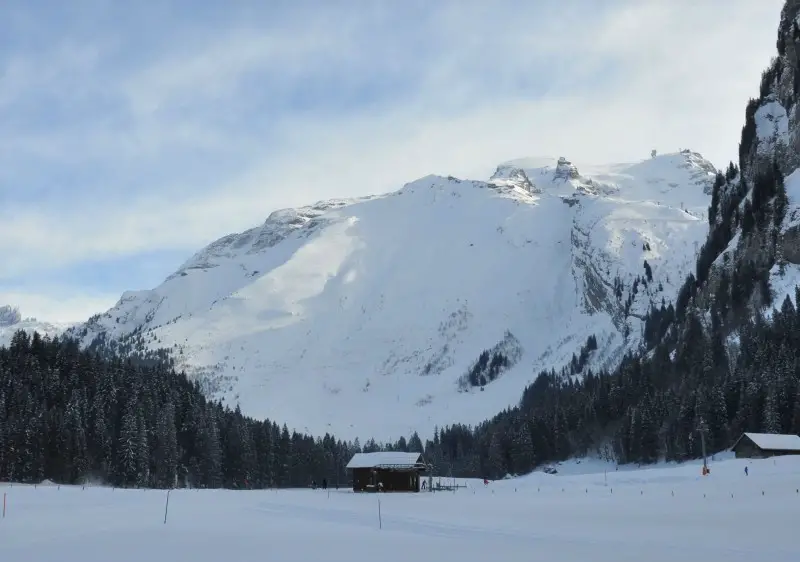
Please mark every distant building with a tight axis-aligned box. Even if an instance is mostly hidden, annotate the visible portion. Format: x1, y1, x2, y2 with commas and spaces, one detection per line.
730, 432, 800, 459
346, 452, 428, 492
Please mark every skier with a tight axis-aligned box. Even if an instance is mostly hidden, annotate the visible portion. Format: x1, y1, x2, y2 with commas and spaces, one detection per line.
322, 478, 327, 490
744, 466, 748, 476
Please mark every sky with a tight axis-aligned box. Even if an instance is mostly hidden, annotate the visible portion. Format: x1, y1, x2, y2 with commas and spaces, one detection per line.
0, 0, 786, 323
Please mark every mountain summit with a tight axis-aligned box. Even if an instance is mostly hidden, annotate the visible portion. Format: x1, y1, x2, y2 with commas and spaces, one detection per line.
0, 305, 21, 327
0, 306, 70, 347
68, 150, 716, 441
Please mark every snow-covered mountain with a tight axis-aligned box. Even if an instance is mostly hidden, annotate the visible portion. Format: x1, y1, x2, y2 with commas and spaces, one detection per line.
0, 305, 70, 347
67, 150, 716, 441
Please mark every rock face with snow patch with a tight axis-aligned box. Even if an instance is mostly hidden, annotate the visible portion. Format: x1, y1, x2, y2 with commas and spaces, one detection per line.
744, 1, 800, 177
67, 151, 715, 441
489, 165, 539, 194
553, 157, 581, 182
0, 305, 21, 327
0, 307, 70, 348
703, 0, 800, 311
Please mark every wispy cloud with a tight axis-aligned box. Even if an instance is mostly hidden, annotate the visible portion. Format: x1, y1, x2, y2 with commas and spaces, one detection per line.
0, 0, 784, 322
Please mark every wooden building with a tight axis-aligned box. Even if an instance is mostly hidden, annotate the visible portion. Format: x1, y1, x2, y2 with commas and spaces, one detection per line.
730, 432, 800, 459
346, 452, 428, 492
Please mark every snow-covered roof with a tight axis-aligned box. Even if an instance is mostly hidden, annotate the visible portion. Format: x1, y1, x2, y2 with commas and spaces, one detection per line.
735, 432, 800, 451
346, 452, 425, 469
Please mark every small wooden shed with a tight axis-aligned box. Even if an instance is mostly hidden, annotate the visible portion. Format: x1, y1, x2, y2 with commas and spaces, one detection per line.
346, 452, 428, 492
730, 432, 800, 459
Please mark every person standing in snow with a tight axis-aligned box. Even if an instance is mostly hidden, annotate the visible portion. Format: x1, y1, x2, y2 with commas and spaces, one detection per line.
322, 478, 327, 490
744, 466, 748, 476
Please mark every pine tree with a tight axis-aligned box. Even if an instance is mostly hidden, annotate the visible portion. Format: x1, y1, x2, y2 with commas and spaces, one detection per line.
136, 407, 150, 487
773, 161, 787, 227
792, 380, 800, 434
199, 407, 223, 488
408, 431, 424, 453
763, 386, 781, 434
509, 421, 534, 474
117, 401, 142, 486
154, 402, 178, 488
488, 431, 506, 479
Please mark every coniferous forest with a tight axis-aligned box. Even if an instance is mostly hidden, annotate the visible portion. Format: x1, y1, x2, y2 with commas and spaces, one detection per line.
4, 281, 800, 487
0, 331, 360, 488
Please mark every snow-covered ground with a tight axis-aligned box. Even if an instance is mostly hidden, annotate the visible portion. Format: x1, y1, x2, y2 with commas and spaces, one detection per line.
1, 455, 797, 561
66, 151, 715, 442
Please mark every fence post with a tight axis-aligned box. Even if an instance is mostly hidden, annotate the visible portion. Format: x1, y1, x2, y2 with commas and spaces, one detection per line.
378, 498, 382, 530
2, 492, 5, 518
164, 489, 171, 524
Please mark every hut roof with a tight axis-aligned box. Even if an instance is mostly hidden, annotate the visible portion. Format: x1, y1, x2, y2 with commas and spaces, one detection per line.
346, 452, 425, 470
731, 432, 800, 451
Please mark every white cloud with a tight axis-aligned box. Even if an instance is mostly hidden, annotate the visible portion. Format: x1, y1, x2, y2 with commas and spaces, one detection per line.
0, 0, 786, 307
0, 288, 119, 324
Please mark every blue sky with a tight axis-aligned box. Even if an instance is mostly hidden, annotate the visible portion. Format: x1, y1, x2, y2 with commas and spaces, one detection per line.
0, 0, 785, 322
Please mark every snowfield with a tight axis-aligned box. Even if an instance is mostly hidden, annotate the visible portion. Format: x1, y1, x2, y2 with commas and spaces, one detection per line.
66, 151, 715, 442
1, 455, 797, 561
0, 305, 71, 348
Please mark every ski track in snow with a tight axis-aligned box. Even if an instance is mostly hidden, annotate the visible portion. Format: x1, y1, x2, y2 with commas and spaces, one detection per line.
1, 455, 797, 562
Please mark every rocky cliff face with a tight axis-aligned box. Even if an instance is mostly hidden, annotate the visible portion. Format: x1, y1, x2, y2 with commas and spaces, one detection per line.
0, 305, 21, 327
737, 1, 800, 272
488, 165, 539, 194
685, 0, 800, 325
739, 1, 800, 179
773, 2, 800, 269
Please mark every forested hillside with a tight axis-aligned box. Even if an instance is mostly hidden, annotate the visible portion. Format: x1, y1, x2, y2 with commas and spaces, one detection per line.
0, 331, 358, 488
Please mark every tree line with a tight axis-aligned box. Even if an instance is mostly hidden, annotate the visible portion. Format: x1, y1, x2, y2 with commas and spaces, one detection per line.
5, 279, 799, 486
0, 330, 360, 488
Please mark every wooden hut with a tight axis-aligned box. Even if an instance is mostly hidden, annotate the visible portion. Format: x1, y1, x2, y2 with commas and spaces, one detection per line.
730, 432, 800, 459
346, 452, 428, 492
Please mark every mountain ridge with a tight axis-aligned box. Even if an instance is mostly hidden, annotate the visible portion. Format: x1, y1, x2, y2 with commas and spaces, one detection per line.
62, 150, 715, 441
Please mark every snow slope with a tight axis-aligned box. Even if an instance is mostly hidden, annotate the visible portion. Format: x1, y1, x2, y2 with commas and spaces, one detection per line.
68, 151, 714, 442
2, 455, 797, 562
0, 305, 70, 348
